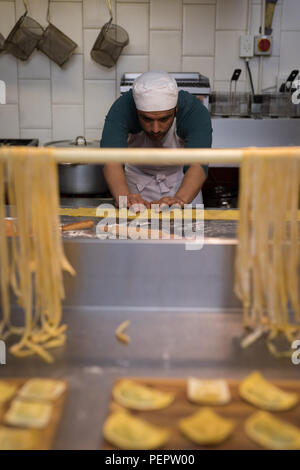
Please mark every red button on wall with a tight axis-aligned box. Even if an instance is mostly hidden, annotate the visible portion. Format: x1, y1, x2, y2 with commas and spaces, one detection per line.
258, 38, 271, 52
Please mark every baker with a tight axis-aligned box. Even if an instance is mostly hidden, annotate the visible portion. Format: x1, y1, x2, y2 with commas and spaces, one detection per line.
101, 71, 212, 210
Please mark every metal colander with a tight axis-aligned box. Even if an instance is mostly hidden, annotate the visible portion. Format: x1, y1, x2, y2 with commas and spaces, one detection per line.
4, 11, 44, 61
37, 0, 78, 67
91, 0, 129, 68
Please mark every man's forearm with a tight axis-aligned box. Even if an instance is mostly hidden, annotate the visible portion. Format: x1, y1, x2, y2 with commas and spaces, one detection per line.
175, 164, 206, 203
103, 163, 130, 201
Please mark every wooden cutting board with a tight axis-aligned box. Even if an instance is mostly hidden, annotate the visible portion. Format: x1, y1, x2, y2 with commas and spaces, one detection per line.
0, 378, 67, 450
102, 376, 300, 450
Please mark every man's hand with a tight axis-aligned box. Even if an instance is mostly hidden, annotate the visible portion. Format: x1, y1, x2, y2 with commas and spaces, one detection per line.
151, 196, 186, 211
119, 193, 151, 213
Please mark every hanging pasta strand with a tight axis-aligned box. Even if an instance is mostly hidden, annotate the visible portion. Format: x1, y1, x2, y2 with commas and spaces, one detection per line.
0, 158, 10, 336
0, 147, 75, 363
235, 148, 300, 357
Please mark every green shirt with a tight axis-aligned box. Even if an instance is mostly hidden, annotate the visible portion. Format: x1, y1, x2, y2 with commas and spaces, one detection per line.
100, 89, 212, 176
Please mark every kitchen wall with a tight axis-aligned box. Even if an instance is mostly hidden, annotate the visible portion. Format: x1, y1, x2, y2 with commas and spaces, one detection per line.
0, 0, 299, 144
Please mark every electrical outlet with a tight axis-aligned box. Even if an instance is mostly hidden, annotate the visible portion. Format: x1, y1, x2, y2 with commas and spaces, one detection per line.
240, 35, 254, 58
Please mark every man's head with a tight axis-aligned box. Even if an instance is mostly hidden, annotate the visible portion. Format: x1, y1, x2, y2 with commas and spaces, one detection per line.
133, 71, 178, 141
137, 107, 176, 141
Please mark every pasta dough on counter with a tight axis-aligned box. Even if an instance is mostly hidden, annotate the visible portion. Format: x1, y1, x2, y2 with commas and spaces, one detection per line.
103, 410, 170, 450
187, 378, 231, 405
4, 400, 53, 429
179, 408, 235, 446
112, 380, 174, 411
0, 382, 18, 404
0, 426, 38, 450
17, 379, 66, 401
245, 411, 300, 450
239, 371, 298, 411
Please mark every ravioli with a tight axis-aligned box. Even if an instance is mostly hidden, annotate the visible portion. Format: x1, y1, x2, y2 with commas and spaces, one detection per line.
187, 378, 231, 405
239, 371, 298, 411
103, 410, 170, 450
245, 411, 300, 450
18, 379, 66, 401
0, 381, 18, 403
179, 408, 235, 446
112, 380, 174, 410
4, 399, 53, 429
0, 426, 38, 450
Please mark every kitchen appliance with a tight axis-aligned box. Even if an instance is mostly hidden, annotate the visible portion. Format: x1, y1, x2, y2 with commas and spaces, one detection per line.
261, 93, 289, 117
202, 167, 239, 209
210, 69, 251, 117
279, 69, 299, 93
0, 138, 39, 146
210, 92, 251, 117
250, 94, 263, 117
44, 136, 108, 196
120, 72, 211, 109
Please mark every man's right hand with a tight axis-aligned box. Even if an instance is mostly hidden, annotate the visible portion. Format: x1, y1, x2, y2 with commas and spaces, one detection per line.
119, 193, 151, 212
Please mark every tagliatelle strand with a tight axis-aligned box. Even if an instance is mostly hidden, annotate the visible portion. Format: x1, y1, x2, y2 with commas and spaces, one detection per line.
235, 148, 300, 356
0, 147, 75, 363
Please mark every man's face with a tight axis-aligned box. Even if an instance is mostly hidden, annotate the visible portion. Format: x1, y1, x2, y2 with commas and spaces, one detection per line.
137, 108, 176, 142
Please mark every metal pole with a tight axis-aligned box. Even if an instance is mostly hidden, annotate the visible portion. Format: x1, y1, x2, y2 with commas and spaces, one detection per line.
1, 146, 300, 164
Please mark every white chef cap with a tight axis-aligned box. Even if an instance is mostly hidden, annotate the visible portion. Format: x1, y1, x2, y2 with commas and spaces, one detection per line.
132, 71, 178, 112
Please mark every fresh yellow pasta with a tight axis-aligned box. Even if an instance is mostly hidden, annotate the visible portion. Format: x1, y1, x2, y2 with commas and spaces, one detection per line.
115, 320, 131, 344
0, 147, 75, 363
235, 148, 300, 357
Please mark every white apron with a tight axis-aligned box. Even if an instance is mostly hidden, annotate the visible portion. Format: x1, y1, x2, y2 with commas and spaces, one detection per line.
125, 119, 203, 204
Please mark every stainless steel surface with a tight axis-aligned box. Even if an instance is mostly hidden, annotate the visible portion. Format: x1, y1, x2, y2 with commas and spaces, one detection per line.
120, 72, 211, 96
3, 207, 300, 449
61, 239, 240, 309
45, 136, 100, 149
60, 196, 114, 208
60, 217, 238, 242
211, 118, 300, 167
57, 163, 108, 195
45, 136, 108, 195
210, 92, 251, 117
2, 307, 299, 450
261, 93, 290, 117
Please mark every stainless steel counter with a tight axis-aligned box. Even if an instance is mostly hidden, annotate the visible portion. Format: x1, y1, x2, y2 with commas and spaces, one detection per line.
2, 307, 299, 450
59, 197, 239, 242
211, 118, 300, 167
2, 202, 299, 449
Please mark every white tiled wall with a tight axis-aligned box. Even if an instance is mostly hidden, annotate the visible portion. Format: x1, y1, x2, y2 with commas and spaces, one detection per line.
0, 0, 299, 143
